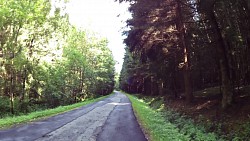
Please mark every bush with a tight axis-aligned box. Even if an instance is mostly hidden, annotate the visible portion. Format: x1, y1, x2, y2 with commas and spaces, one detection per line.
0, 96, 10, 118
129, 94, 224, 141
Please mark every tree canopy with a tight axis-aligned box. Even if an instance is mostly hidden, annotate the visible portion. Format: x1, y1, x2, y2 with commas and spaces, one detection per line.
0, 0, 115, 117
119, 0, 250, 109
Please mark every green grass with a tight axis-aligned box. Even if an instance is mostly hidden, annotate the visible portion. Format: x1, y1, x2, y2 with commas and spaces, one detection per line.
127, 94, 189, 141
126, 93, 223, 141
0, 94, 112, 129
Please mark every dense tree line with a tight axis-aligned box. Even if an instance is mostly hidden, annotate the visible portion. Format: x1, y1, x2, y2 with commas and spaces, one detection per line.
0, 0, 115, 117
119, 0, 250, 109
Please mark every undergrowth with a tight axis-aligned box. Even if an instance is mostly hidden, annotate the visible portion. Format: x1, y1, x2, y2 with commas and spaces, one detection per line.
0, 94, 112, 129
127, 94, 224, 141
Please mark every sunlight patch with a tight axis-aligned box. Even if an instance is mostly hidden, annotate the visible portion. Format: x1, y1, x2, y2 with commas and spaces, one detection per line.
108, 102, 130, 106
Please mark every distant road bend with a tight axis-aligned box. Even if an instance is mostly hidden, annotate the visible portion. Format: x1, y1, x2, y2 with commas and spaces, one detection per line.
0, 91, 147, 141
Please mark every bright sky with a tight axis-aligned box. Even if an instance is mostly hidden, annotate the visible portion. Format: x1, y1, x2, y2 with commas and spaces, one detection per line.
66, 0, 131, 73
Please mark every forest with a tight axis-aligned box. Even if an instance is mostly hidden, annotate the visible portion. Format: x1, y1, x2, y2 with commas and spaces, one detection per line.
0, 0, 115, 117
118, 0, 250, 140
1, 0, 250, 140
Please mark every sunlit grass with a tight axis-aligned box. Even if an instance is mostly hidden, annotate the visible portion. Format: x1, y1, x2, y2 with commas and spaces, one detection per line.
126, 94, 189, 141
126, 93, 222, 141
0, 94, 112, 129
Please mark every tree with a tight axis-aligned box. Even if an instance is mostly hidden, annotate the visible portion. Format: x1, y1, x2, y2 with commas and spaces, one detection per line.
118, 0, 250, 109
0, 0, 116, 116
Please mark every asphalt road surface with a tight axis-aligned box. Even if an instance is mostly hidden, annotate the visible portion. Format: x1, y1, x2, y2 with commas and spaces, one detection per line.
0, 91, 147, 141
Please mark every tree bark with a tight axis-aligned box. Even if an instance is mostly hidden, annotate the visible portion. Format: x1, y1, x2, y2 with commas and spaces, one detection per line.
10, 71, 14, 115
209, 10, 233, 109
176, 0, 193, 103
20, 68, 26, 101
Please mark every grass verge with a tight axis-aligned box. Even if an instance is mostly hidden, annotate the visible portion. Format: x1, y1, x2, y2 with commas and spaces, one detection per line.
126, 93, 223, 141
0, 94, 112, 129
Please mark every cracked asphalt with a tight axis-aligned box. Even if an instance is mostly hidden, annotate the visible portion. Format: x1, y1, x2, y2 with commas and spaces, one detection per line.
0, 91, 147, 141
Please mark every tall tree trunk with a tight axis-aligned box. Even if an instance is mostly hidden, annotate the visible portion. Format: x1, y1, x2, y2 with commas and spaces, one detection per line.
20, 68, 26, 101
158, 79, 164, 96
150, 76, 154, 96
209, 10, 233, 109
198, 0, 234, 109
176, 0, 193, 103
10, 71, 14, 115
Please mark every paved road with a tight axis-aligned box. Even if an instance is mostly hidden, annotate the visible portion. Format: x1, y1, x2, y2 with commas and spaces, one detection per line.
0, 91, 147, 141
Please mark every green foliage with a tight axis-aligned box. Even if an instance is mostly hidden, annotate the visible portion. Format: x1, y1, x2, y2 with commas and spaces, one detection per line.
231, 122, 250, 141
119, 0, 250, 138
0, 96, 10, 118
120, 0, 250, 105
127, 94, 223, 141
0, 94, 112, 129
0, 0, 115, 117
114, 72, 120, 90
127, 94, 189, 141
147, 97, 164, 110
